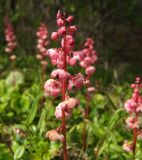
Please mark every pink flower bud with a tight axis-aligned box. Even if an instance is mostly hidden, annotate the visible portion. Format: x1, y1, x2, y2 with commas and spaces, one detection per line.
57, 10, 62, 19
36, 54, 43, 60
68, 25, 77, 33
5, 47, 12, 53
66, 16, 74, 23
136, 77, 141, 82
10, 54, 16, 61
131, 83, 136, 88
58, 26, 66, 35
57, 18, 65, 27
38, 39, 44, 44
85, 66, 96, 76
51, 32, 58, 40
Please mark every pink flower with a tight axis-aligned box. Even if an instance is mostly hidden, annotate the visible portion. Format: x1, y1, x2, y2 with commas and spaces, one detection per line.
57, 18, 65, 27
126, 116, 139, 129
55, 97, 79, 119
55, 102, 71, 119
47, 49, 59, 65
85, 66, 96, 77
36, 54, 43, 60
87, 87, 96, 93
58, 26, 66, 36
51, 69, 70, 81
73, 50, 85, 61
4, 16, 17, 54
44, 79, 61, 97
56, 10, 62, 19
36, 23, 49, 56
57, 55, 64, 69
61, 35, 75, 52
68, 25, 77, 34
10, 54, 16, 61
66, 16, 74, 23
67, 57, 77, 66
46, 130, 64, 142
124, 98, 136, 113
123, 141, 133, 152
68, 73, 84, 90
66, 98, 79, 109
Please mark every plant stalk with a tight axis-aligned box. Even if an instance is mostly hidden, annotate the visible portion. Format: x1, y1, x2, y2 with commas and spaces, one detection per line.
82, 92, 90, 151
61, 33, 68, 160
132, 114, 138, 159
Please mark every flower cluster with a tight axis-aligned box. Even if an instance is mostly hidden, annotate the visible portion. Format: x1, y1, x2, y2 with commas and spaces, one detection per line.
44, 11, 84, 143
123, 77, 142, 152
36, 23, 49, 66
81, 38, 98, 96
4, 16, 17, 60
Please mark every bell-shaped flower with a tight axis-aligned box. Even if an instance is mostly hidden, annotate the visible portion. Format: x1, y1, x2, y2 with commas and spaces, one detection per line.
46, 130, 64, 142
44, 79, 61, 97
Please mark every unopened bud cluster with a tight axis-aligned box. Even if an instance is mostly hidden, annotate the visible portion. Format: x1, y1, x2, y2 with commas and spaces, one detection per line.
81, 38, 98, 95
4, 16, 17, 61
36, 23, 49, 66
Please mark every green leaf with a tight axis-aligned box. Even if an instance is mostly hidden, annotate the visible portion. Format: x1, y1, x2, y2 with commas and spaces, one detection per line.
14, 146, 25, 159
28, 94, 41, 124
38, 108, 47, 136
108, 108, 123, 130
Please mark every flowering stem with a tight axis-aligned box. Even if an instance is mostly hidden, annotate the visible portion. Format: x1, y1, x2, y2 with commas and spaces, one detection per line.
61, 34, 68, 160
41, 63, 45, 83
132, 114, 138, 159
12, 61, 16, 86
82, 85, 90, 151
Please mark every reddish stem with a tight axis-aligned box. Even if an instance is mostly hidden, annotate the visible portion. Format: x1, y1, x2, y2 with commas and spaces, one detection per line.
41, 63, 45, 83
13, 70, 16, 86
132, 91, 139, 158
12, 60, 16, 86
82, 92, 90, 151
82, 77, 91, 151
61, 33, 68, 160
132, 114, 138, 158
